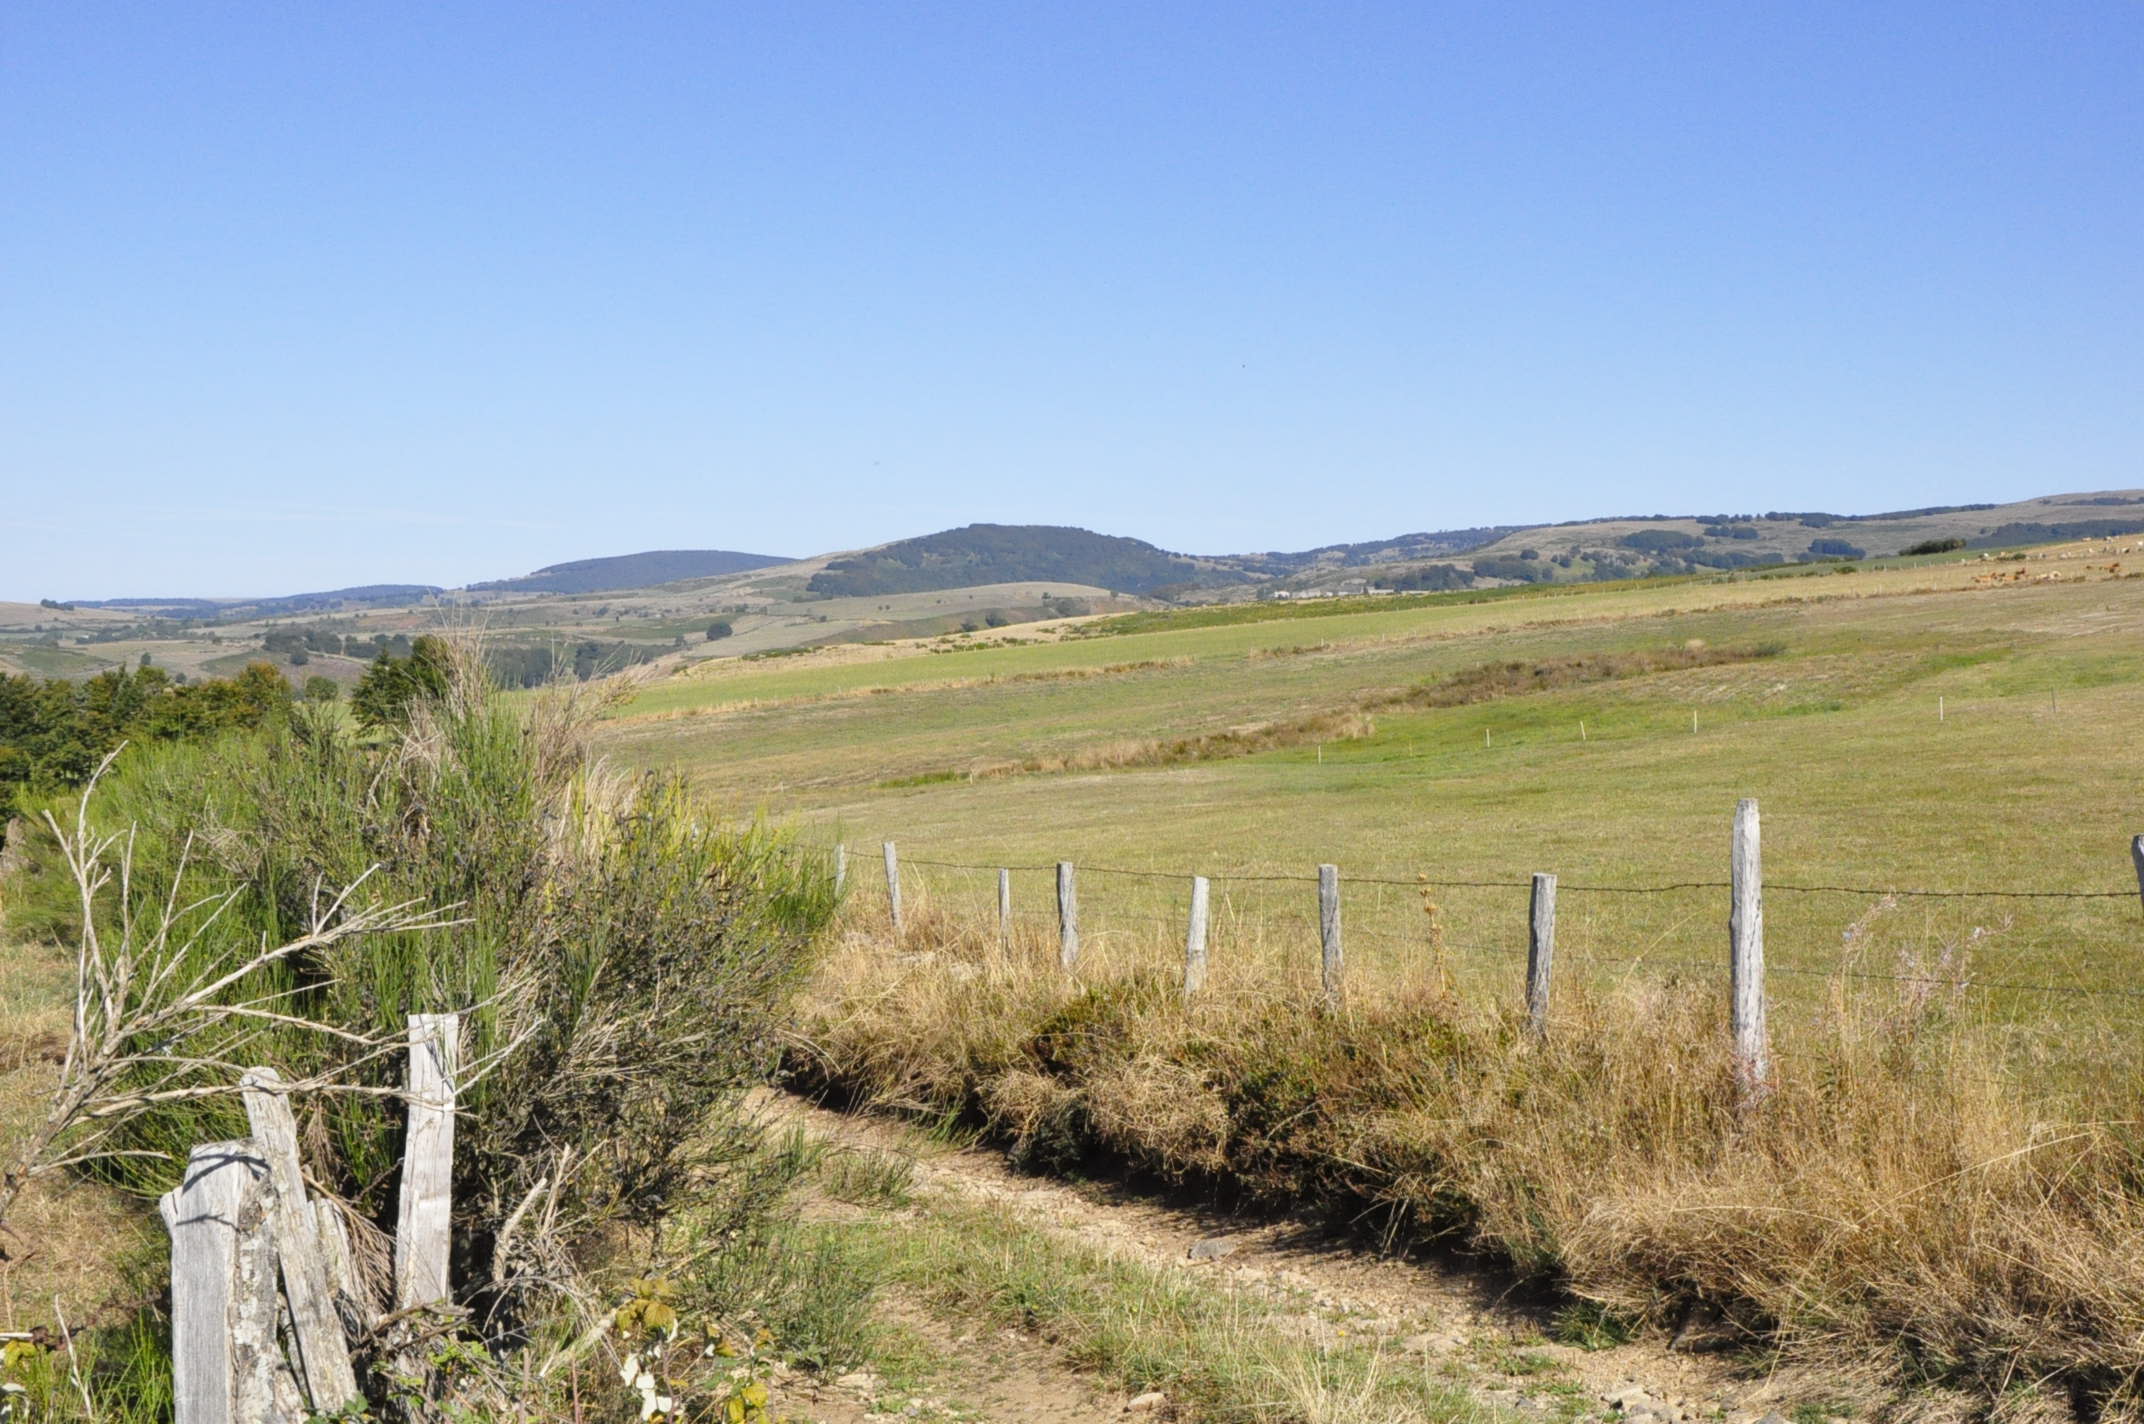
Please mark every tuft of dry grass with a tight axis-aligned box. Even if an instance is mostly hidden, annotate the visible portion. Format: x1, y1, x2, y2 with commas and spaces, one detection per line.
1366, 642, 1785, 711
877, 708, 1381, 787
792, 901, 2144, 1413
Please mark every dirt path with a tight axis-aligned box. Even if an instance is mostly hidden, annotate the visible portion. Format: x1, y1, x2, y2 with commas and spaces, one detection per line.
765, 1091, 1871, 1424
769, 1296, 1118, 1424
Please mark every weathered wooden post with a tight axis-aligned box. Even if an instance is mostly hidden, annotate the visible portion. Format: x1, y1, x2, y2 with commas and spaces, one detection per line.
1319, 864, 1343, 1011
241, 1068, 360, 1411
998, 867, 1013, 951
2131, 834, 2143, 912
1730, 799, 1770, 1102
310, 1199, 373, 1332
834, 843, 847, 896
1057, 861, 1079, 970
1526, 873, 1556, 1036
231, 1167, 306, 1424
1183, 875, 1210, 998
883, 840, 903, 934
396, 1013, 459, 1311
161, 1140, 273, 1424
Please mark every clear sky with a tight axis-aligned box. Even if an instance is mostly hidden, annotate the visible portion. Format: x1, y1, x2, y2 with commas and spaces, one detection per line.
4, 2, 2139, 599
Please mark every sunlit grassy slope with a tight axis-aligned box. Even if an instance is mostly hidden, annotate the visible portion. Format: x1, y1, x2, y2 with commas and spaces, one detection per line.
600, 543, 2144, 1049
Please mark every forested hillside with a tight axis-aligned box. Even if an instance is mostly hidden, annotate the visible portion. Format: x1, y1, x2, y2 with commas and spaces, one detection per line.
806, 524, 1221, 597
469, 548, 791, 594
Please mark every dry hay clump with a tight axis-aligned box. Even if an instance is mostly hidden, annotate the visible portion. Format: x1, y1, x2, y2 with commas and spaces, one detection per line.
792, 908, 2144, 1415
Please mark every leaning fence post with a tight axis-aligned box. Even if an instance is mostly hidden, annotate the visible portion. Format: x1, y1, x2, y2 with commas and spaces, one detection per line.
1057, 861, 1079, 970
1730, 799, 1770, 1102
1184, 876, 1210, 997
241, 1067, 360, 1411
395, 1013, 460, 1311
998, 868, 1013, 950
161, 1140, 269, 1424
883, 841, 903, 934
1526, 873, 1557, 1036
310, 1199, 375, 1333
834, 843, 847, 896
2131, 834, 2143, 912
1319, 864, 1343, 1011
231, 1165, 306, 1423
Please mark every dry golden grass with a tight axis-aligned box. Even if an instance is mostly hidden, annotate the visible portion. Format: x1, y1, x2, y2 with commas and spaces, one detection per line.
0, 939, 156, 1334
793, 897, 2144, 1411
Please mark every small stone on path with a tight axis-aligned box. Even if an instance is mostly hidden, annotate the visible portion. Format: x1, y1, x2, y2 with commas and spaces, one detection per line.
1186, 1236, 1237, 1261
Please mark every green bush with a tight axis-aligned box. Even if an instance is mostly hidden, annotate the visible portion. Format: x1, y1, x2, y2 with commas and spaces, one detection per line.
1618, 529, 1704, 551
12, 651, 839, 1347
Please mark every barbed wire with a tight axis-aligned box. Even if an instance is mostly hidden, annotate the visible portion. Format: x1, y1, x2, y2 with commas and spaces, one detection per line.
861, 850, 2137, 902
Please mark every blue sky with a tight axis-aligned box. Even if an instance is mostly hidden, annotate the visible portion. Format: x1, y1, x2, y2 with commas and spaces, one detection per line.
4, 1, 2139, 598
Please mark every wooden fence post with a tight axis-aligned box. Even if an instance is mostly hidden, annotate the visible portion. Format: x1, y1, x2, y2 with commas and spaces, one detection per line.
241, 1068, 360, 1412
998, 868, 1013, 951
834, 843, 846, 896
2131, 834, 2143, 912
231, 1168, 306, 1424
1526, 873, 1556, 1036
883, 841, 903, 934
1184, 876, 1210, 998
1057, 862, 1079, 970
161, 1140, 269, 1424
310, 1199, 374, 1333
1730, 799, 1770, 1102
395, 1013, 459, 1311
1319, 864, 1343, 1011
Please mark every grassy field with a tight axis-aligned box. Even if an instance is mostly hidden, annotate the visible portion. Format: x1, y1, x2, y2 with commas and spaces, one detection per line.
602, 543, 2144, 1065
595, 537, 2144, 1405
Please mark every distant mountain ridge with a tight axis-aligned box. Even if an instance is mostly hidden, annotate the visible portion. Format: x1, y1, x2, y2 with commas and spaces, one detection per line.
468, 549, 791, 595
47, 490, 2144, 610
71, 585, 445, 617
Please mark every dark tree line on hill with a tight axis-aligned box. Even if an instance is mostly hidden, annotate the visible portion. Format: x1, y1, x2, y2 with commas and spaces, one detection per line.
468, 549, 789, 595
807, 524, 1218, 598
1969, 519, 2144, 547
0, 663, 293, 812
261, 628, 417, 659
480, 639, 667, 689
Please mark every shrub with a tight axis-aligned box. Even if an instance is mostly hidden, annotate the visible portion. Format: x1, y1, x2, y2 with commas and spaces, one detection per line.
1471, 556, 1553, 583
1807, 538, 1866, 559
1619, 530, 1704, 551
0, 663, 292, 816
1901, 537, 1967, 556
9, 648, 838, 1372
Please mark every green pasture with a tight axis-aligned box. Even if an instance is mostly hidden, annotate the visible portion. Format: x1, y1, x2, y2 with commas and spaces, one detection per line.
0, 642, 121, 677
608, 558, 1997, 717
599, 562, 2144, 1068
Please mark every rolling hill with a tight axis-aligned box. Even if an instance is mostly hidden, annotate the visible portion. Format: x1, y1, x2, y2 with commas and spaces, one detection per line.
804, 525, 1230, 598
69, 585, 446, 618
468, 549, 792, 595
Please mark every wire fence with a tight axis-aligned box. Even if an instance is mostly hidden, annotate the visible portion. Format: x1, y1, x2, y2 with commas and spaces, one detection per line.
788, 822, 2144, 1053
